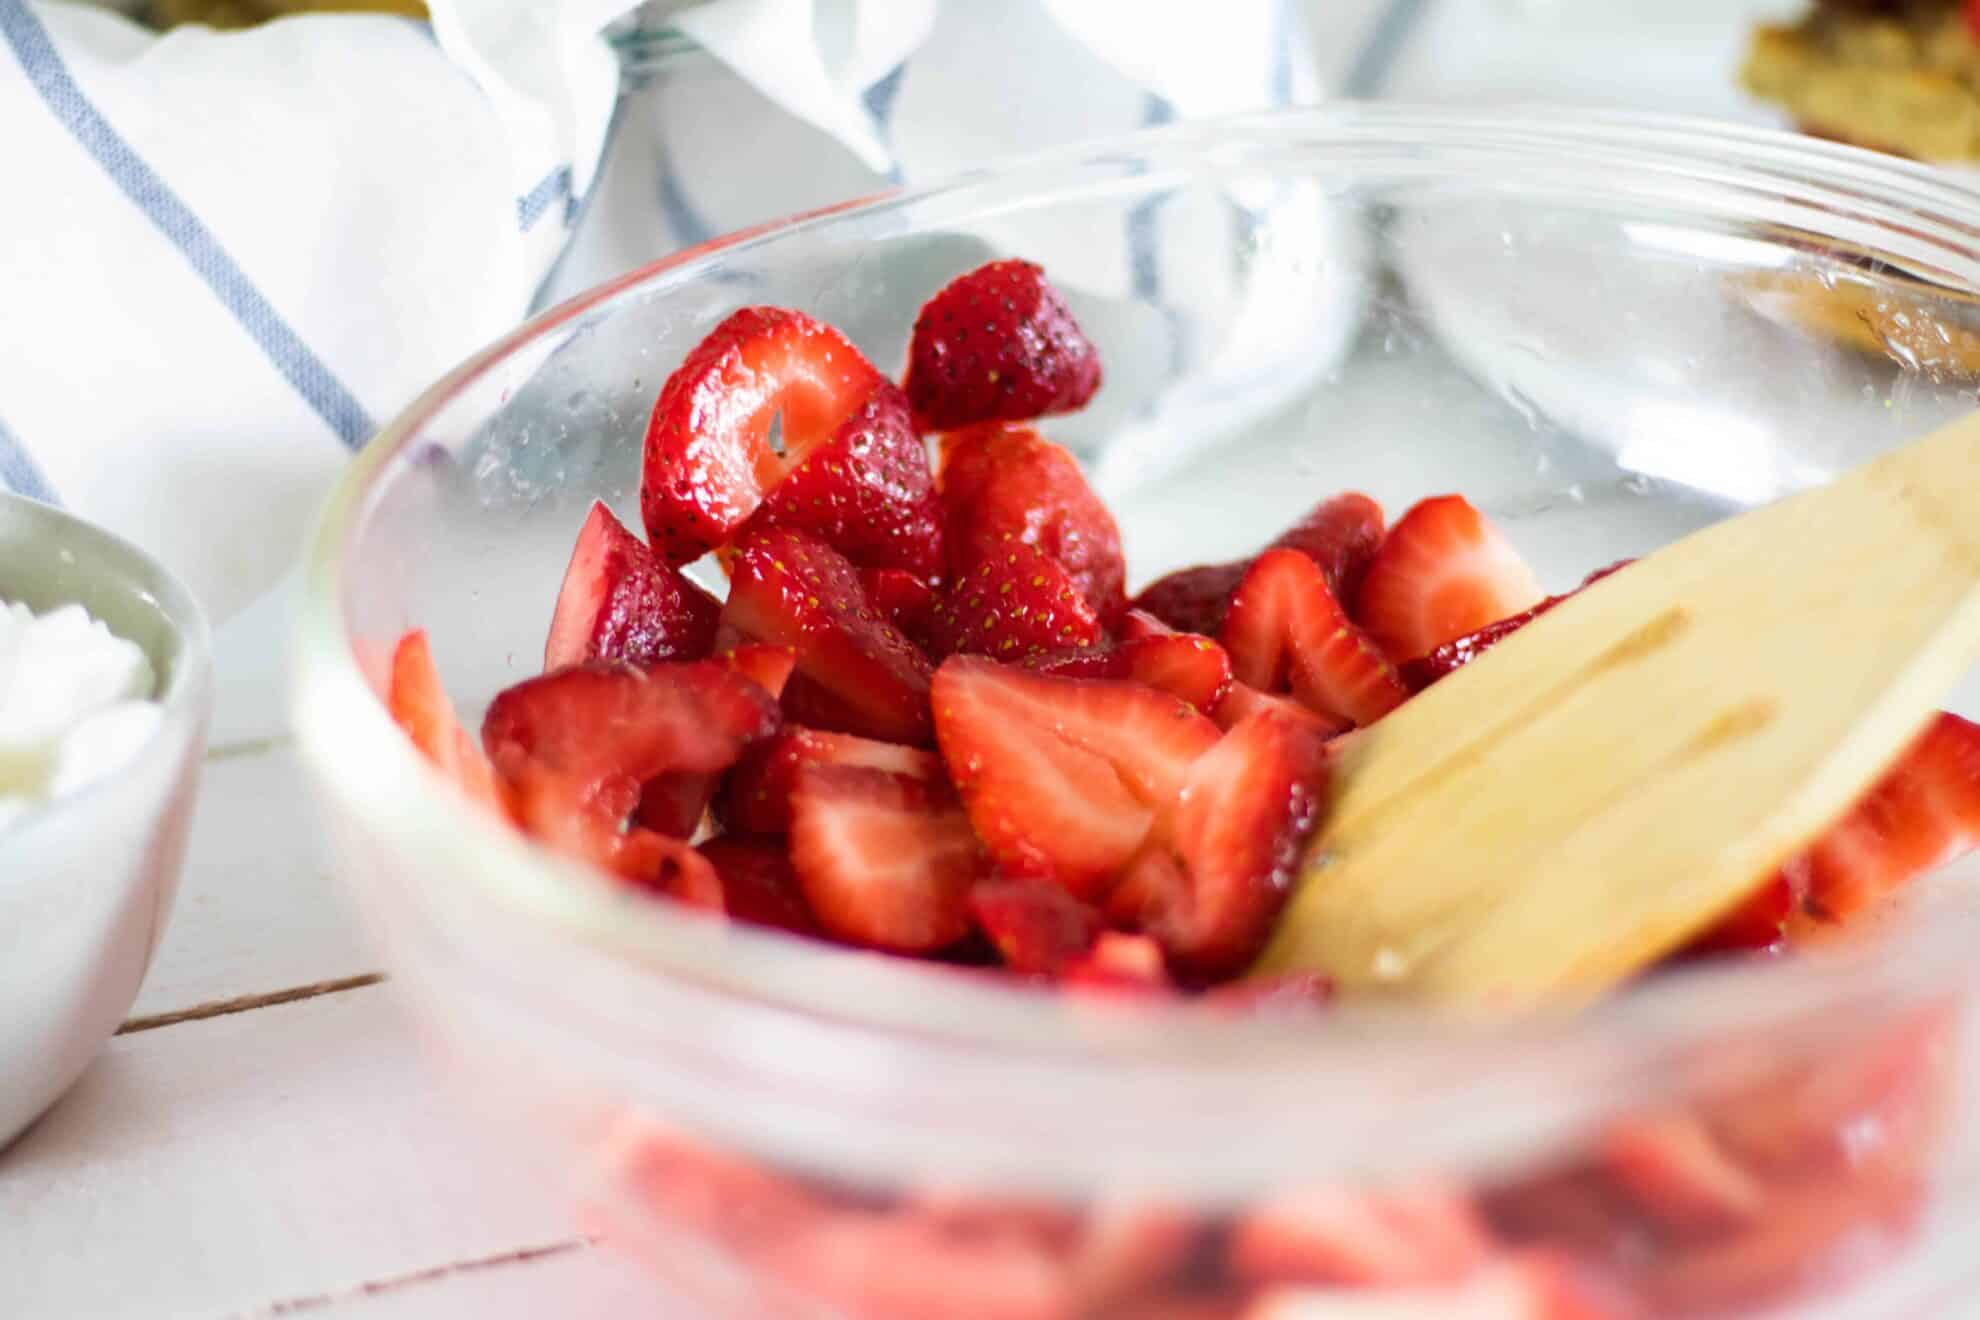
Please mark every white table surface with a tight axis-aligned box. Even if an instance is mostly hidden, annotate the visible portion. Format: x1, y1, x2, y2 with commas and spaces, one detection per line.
0, 2, 1836, 1315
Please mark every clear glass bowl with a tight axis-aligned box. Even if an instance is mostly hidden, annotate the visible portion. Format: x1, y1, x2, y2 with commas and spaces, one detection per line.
294, 106, 1980, 1317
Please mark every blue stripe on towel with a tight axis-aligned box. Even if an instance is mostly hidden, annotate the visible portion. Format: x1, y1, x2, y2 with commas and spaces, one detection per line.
0, 413, 59, 506
518, 164, 573, 232
0, 0, 375, 450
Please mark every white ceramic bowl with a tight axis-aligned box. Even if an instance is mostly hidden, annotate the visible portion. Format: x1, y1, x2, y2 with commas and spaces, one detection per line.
0, 491, 212, 1148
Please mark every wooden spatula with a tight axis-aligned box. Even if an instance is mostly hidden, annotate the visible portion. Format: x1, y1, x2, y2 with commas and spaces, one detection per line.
1251, 409, 1980, 1004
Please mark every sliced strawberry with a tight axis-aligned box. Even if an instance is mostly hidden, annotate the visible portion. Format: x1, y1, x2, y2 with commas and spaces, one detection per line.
1398, 560, 1634, 690
1968, 0, 1980, 46
721, 527, 934, 744
767, 1210, 1073, 1320
931, 656, 1221, 897
1108, 706, 1330, 977
788, 765, 980, 952
1211, 681, 1350, 738
1026, 633, 1233, 714
1243, 1251, 1627, 1319
1355, 496, 1543, 662
860, 567, 940, 650
1067, 1203, 1200, 1311
745, 377, 944, 578
967, 878, 1103, 975
615, 1125, 823, 1256
1679, 871, 1794, 958
1783, 711, 1980, 936
720, 642, 796, 699
1119, 608, 1177, 641
634, 644, 798, 837
927, 540, 1103, 662
1061, 931, 1173, 992
504, 761, 719, 897
696, 834, 819, 934
1228, 1184, 1494, 1288
1220, 550, 1409, 728
937, 424, 1126, 624
1598, 1114, 1765, 1237
904, 260, 1102, 432
640, 307, 886, 563
1130, 493, 1387, 637
717, 726, 944, 835
387, 630, 503, 811
544, 500, 720, 670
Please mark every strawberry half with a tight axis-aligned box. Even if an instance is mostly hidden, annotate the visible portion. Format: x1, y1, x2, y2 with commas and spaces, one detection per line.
1109, 706, 1331, 978
1130, 492, 1386, 638
717, 726, 944, 835
926, 540, 1103, 662
1229, 1184, 1494, 1288
1210, 681, 1349, 738
721, 527, 935, 744
544, 500, 720, 670
696, 835, 819, 934
503, 761, 719, 893
904, 259, 1102, 431
1028, 632, 1233, 714
1220, 549, 1409, 728
932, 656, 1222, 897
387, 630, 503, 811
1355, 495, 1543, 662
1398, 560, 1634, 690
967, 878, 1103, 976
634, 644, 798, 837
1783, 710, 1980, 936
745, 377, 944, 578
859, 567, 940, 651
938, 424, 1126, 625
787, 765, 981, 952
639, 307, 886, 564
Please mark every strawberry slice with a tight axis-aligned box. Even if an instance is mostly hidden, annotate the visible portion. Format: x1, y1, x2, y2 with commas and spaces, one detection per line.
931, 656, 1222, 897
1109, 706, 1331, 977
387, 630, 503, 811
696, 835, 819, 934
860, 567, 940, 651
504, 761, 721, 897
717, 726, 944, 835
927, 540, 1103, 662
937, 424, 1126, 625
1243, 1251, 1625, 1319
721, 527, 935, 744
1211, 681, 1350, 738
767, 1209, 1074, 1320
1398, 561, 1634, 690
788, 766, 981, 952
904, 260, 1102, 432
967, 878, 1103, 975
1355, 496, 1543, 662
544, 500, 720, 670
745, 377, 944, 578
640, 307, 886, 563
1679, 871, 1794, 958
1228, 1184, 1494, 1288
1027, 633, 1233, 714
1061, 931, 1173, 992
719, 642, 796, 699
634, 644, 797, 837
1220, 550, 1409, 728
1783, 711, 1980, 936
1131, 493, 1387, 638
1598, 1114, 1764, 1237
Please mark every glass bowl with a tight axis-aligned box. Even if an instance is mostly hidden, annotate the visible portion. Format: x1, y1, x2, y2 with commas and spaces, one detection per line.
294, 105, 1980, 1318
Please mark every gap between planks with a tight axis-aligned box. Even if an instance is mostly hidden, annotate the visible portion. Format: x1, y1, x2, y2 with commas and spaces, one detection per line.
248, 1238, 592, 1316
117, 973, 385, 1035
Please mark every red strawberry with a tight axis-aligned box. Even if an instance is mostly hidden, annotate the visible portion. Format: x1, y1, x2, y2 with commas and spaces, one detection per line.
1220, 549, 1409, 728
1783, 711, 1980, 937
635, 644, 798, 837
1243, 1251, 1627, 1319
1399, 560, 1634, 690
544, 500, 720, 671
860, 567, 940, 650
937, 424, 1126, 624
718, 641, 796, 698
639, 307, 886, 563
788, 766, 981, 952
1211, 681, 1350, 738
904, 260, 1102, 431
931, 656, 1222, 897
387, 630, 503, 811
721, 527, 934, 744
967, 879, 1103, 975
926, 540, 1103, 662
1118, 608, 1177, 641
1228, 1184, 1494, 1287
696, 835, 819, 934
745, 378, 944, 578
1355, 496, 1543, 661
1061, 931, 1173, 992
717, 726, 944, 835
1598, 1114, 1764, 1237
1679, 871, 1794, 958
1969, 0, 1980, 45
767, 1210, 1073, 1320
1108, 706, 1330, 978
1027, 633, 1233, 714
1130, 493, 1387, 637
503, 761, 718, 895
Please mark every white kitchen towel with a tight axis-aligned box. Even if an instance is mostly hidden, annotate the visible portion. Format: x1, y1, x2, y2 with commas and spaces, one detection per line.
0, 0, 1320, 620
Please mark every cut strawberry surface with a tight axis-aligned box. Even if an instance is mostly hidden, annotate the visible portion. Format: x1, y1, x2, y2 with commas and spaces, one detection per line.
544, 500, 720, 671
1229, 1185, 1494, 1288
927, 539, 1104, 662
1681, 871, 1794, 958
504, 760, 710, 890
721, 527, 935, 744
1355, 496, 1543, 662
905, 259, 1102, 432
1243, 1252, 1627, 1320
860, 567, 940, 651
968, 878, 1103, 975
1111, 706, 1331, 978
697, 835, 819, 934
640, 307, 886, 563
1783, 711, 1980, 937
1211, 682, 1350, 738
1398, 561, 1634, 691
788, 765, 980, 952
1221, 549, 1409, 728
718, 642, 796, 699
938, 424, 1126, 625
717, 725, 943, 836
745, 377, 944, 578
768, 1210, 1074, 1320
634, 771, 714, 838
1028, 633, 1233, 714
387, 630, 503, 811
1598, 1115, 1764, 1237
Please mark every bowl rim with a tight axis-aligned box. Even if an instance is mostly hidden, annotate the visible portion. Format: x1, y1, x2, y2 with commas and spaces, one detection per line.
292, 103, 1980, 1183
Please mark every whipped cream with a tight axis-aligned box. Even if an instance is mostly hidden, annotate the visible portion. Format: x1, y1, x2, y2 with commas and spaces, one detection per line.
0, 601, 162, 831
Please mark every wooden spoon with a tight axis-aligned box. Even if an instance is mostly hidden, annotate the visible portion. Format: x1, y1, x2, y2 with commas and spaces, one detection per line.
1250, 409, 1980, 1004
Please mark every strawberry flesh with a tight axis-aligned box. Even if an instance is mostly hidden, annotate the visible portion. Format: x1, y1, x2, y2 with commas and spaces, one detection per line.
927, 539, 1103, 662
640, 307, 885, 563
1027, 632, 1233, 714
905, 259, 1102, 431
697, 834, 820, 934
387, 630, 504, 811
859, 567, 940, 651
968, 878, 1104, 975
1355, 495, 1544, 662
1229, 1184, 1494, 1288
1399, 560, 1634, 690
1220, 549, 1409, 728
544, 500, 720, 670
788, 765, 980, 952
717, 725, 944, 836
